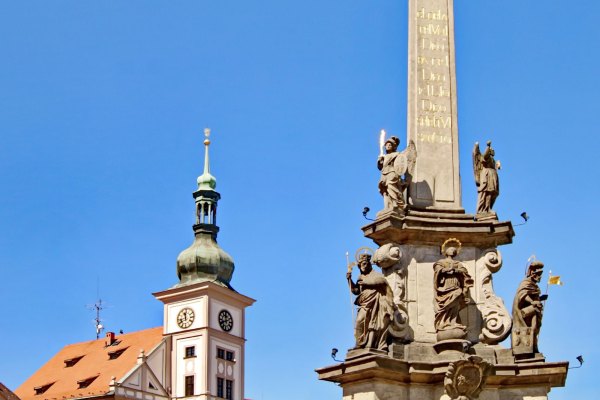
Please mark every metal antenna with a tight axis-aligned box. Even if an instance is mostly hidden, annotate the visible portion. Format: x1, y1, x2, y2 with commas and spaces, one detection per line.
86, 278, 106, 339
93, 299, 104, 339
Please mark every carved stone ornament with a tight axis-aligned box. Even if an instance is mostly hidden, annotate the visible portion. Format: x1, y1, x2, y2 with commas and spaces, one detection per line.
444, 356, 492, 400
373, 243, 410, 342
373, 243, 402, 269
388, 267, 410, 341
478, 250, 512, 344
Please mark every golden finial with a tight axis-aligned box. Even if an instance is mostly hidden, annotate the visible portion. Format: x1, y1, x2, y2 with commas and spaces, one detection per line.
204, 128, 211, 146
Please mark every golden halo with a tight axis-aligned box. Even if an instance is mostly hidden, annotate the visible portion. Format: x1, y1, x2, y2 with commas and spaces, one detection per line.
354, 247, 374, 263
441, 238, 462, 255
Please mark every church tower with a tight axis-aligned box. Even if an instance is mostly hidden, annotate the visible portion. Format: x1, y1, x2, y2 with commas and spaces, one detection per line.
153, 129, 255, 400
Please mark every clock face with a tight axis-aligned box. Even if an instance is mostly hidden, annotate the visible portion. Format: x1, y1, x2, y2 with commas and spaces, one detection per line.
218, 310, 233, 332
177, 307, 195, 329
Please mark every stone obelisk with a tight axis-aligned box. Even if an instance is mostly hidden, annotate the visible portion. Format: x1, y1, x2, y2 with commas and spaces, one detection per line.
317, 2, 569, 399
407, 0, 461, 210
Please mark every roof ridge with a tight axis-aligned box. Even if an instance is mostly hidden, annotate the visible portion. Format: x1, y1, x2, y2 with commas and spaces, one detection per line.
60, 326, 162, 348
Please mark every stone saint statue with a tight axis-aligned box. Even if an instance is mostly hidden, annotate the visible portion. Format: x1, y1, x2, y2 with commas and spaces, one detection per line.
512, 261, 545, 357
377, 133, 417, 216
433, 239, 474, 342
472, 141, 500, 218
346, 253, 394, 351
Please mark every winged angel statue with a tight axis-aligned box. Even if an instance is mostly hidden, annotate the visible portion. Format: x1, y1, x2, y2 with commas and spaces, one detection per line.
377, 131, 417, 215
472, 141, 500, 218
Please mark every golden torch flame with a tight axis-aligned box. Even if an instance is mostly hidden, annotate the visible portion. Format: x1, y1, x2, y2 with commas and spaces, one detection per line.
379, 129, 386, 157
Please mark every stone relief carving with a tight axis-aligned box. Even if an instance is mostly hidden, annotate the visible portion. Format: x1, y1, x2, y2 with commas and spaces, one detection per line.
478, 250, 512, 345
376, 132, 417, 217
443, 355, 492, 400
373, 243, 410, 342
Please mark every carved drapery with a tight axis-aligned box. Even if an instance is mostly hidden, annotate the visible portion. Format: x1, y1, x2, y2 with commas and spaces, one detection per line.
477, 250, 511, 344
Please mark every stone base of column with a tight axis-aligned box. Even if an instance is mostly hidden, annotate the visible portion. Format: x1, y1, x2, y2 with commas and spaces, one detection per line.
316, 349, 567, 400
362, 208, 514, 248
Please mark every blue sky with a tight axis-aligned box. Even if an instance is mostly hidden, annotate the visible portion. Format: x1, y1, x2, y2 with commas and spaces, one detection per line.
0, 1, 598, 398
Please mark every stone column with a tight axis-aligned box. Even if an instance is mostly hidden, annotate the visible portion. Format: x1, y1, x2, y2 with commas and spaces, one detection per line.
407, 0, 461, 210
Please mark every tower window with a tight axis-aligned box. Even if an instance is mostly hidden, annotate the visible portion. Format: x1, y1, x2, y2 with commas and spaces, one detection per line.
184, 376, 194, 397
216, 377, 224, 398
217, 348, 225, 359
217, 347, 235, 362
185, 346, 196, 358
225, 379, 233, 400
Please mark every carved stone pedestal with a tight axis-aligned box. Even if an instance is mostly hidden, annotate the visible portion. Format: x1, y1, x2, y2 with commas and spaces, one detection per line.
433, 339, 471, 354
316, 352, 568, 400
363, 209, 515, 346
316, 208, 567, 399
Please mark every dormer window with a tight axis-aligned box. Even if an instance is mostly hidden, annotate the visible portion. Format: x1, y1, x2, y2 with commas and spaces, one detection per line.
34, 382, 54, 395
64, 356, 84, 368
108, 347, 128, 360
77, 376, 98, 389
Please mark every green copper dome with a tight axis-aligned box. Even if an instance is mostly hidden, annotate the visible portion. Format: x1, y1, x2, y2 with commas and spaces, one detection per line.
197, 171, 216, 191
174, 128, 235, 290
175, 230, 234, 288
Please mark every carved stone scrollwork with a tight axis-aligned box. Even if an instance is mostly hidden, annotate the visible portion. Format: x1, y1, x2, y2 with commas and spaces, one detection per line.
373, 243, 410, 341
373, 243, 402, 269
389, 267, 410, 341
478, 250, 512, 345
444, 355, 492, 400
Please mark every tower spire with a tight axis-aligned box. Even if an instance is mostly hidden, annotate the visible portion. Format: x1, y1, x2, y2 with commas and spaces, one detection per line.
203, 128, 210, 172
175, 128, 235, 289
197, 128, 217, 191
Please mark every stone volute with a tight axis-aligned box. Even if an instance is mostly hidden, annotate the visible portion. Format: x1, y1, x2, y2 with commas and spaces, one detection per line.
175, 128, 235, 289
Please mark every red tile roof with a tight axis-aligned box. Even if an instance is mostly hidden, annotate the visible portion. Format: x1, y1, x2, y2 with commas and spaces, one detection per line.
0, 382, 21, 400
16, 327, 164, 400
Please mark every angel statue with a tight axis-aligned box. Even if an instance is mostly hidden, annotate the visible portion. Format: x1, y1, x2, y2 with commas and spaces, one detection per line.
472, 141, 500, 219
377, 130, 417, 216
